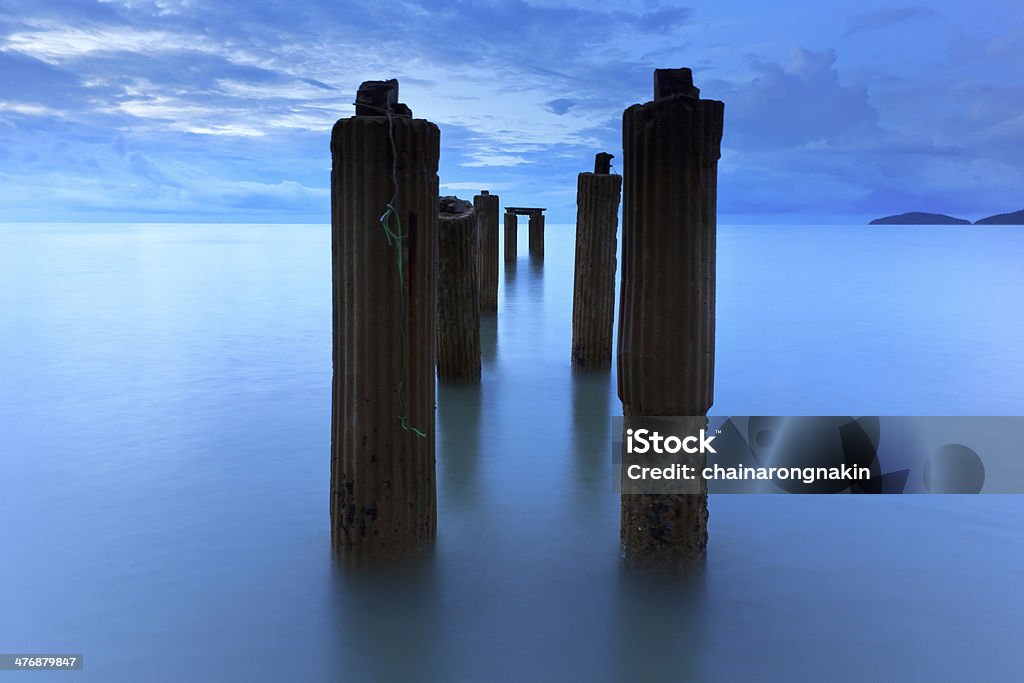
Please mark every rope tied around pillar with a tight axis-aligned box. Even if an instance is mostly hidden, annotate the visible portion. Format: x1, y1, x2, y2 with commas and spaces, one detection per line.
356, 97, 427, 438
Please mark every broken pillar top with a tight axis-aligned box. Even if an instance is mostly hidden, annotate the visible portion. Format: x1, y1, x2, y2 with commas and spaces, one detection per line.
355, 78, 413, 117
439, 195, 474, 218
480, 190, 489, 196
594, 152, 613, 174
654, 68, 701, 100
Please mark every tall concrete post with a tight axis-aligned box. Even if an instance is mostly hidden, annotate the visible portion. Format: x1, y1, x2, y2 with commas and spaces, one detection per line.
330, 79, 439, 562
504, 209, 517, 263
474, 190, 500, 311
437, 196, 481, 381
618, 68, 724, 569
528, 211, 545, 258
571, 152, 622, 368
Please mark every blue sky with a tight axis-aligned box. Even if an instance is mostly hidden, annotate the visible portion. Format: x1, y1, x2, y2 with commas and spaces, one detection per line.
0, 0, 1020, 223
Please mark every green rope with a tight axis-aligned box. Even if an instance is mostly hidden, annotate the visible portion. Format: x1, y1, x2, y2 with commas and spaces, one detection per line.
379, 106, 426, 438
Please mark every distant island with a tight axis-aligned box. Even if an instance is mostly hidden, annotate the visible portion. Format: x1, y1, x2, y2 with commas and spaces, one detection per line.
869, 212, 970, 225
975, 209, 1024, 225
869, 209, 1024, 225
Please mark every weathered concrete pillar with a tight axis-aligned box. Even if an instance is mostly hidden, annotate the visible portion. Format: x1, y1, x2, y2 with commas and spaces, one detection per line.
504, 210, 517, 263
571, 153, 622, 369
437, 196, 481, 381
528, 212, 544, 258
474, 190, 500, 311
618, 68, 724, 569
330, 79, 439, 562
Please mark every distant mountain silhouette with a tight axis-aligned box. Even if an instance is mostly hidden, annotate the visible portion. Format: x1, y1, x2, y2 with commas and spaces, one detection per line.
869, 211, 970, 225
974, 209, 1024, 225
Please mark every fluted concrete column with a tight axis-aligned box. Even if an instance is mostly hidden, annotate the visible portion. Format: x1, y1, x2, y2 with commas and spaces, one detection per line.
528, 212, 544, 258
504, 210, 517, 263
437, 196, 481, 381
618, 68, 724, 569
572, 153, 622, 368
330, 80, 439, 562
474, 190, 500, 311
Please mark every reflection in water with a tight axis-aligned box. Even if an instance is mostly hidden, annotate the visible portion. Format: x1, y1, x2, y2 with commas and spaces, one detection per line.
330, 557, 447, 681
437, 382, 483, 507
501, 256, 518, 333
526, 251, 545, 312
480, 313, 497, 364
529, 252, 544, 278
571, 368, 613, 503
611, 568, 707, 681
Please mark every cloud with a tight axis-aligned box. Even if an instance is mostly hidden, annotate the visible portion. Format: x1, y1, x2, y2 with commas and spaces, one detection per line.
948, 20, 1024, 64
0, 52, 83, 107
544, 98, 576, 115
633, 7, 693, 34
0, 0, 688, 220
0, 0, 1020, 222
720, 48, 881, 149
845, 7, 935, 37
461, 154, 531, 168
2, 26, 212, 63
0, 101, 64, 118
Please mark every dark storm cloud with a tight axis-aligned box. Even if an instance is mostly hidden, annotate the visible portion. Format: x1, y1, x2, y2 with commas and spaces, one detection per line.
719, 48, 881, 149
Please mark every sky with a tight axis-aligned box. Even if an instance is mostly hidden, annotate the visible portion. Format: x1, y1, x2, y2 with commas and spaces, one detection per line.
0, 0, 1021, 223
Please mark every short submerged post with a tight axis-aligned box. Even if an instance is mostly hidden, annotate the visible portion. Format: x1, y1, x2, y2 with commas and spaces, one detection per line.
528, 211, 545, 258
571, 152, 622, 369
618, 68, 724, 569
330, 79, 439, 562
474, 190, 500, 311
504, 209, 517, 262
437, 196, 481, 381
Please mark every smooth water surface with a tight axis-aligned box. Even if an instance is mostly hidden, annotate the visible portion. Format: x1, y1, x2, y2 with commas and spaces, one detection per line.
2, 223, 1023, 681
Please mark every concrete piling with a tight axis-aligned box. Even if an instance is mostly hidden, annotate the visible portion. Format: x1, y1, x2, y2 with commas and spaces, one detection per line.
437, 196, 482, 381
474, 190, 500, 311
528, 211, 545, 258
617, 68, 724, 569
330, 79, 439, 562
571, 153, 622, 369
504, 209, 517, 263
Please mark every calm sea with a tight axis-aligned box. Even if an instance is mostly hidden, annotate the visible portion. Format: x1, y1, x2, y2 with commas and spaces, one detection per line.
1, 223, 1023, 681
